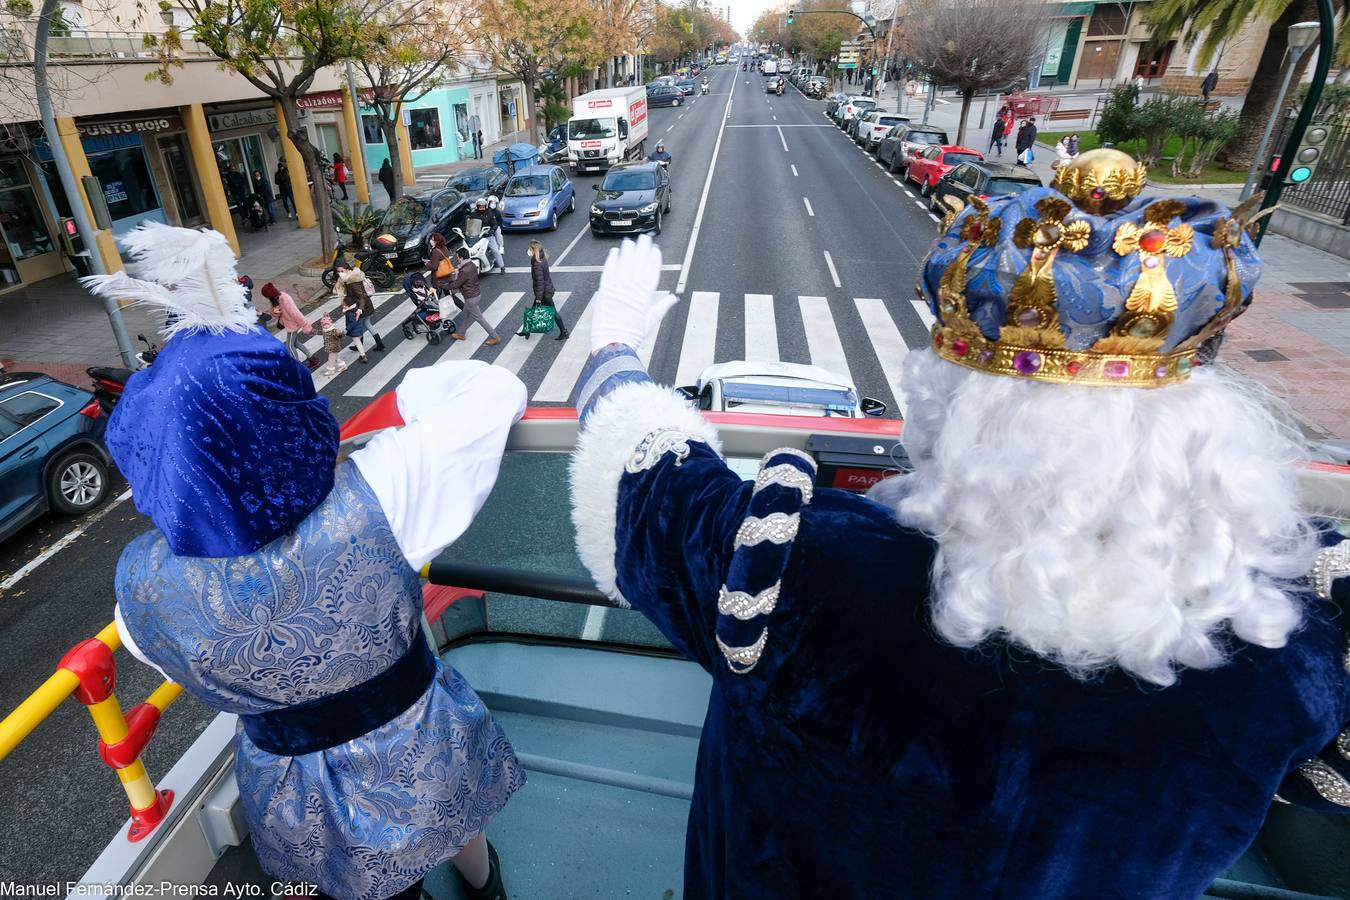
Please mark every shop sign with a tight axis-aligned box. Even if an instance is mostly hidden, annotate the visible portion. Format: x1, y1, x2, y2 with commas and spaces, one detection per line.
77, 115, 182, 138
103, 180, 128, 204
209, 108, 277, 132
296, 88, 374, 110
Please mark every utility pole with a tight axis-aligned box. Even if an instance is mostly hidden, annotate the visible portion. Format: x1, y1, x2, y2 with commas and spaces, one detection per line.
33, 0, 136, 368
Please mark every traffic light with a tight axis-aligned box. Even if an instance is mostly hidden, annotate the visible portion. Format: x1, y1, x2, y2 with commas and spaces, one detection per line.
1288, 123, 1329, 185
787, 10, 794, 24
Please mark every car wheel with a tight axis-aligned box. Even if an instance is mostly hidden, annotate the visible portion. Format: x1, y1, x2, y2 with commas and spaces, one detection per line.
672, 97, 681, 106
48, 450, 109, 516
549, 210, 559, 231
654, 209, 662, 236
568, 194, 576, 213
921, 178, 933, 198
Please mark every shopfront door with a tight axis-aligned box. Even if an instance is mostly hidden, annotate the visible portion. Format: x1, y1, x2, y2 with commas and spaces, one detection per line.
213, 133, 272, 212
158, 133, 205, 227
315, 124, 343, 163
454, 102, 470, 160
0, 159, 60, 286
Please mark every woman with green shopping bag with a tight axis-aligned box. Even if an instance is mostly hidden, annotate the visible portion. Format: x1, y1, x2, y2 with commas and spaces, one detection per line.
516, 240, 569, 341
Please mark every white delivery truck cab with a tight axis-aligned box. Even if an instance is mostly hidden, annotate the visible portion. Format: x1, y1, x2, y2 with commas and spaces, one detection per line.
761, 59, 778, 75
567, 87, 650, 174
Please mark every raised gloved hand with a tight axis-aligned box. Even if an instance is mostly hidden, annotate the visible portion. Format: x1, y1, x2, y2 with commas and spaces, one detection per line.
589, 234, 679, 353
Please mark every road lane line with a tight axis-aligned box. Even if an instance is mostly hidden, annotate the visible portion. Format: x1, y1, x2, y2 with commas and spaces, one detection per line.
744, 294, 779, 362
791, 164, 799, 176
855, 298, 911, 419
823, 250, 841, 288
773, 115, 777, 121
553, 219, 591, 265
799, 296, 852, 381
679, 113, 684, 119
0, 488, 133, 592
928, 212, 941, 222
674, 292, 720, 386
776, 125, 789, 151
914, 199, 925, 209
489, 292, 571, 375
910, 298, 937, 331
677, 73, 737, 294
666, 124, 674, 133
535, 298, 598, 401
803, 197, 814, 216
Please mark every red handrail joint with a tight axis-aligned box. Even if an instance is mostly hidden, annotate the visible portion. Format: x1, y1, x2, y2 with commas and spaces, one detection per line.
57, 638, 116, 705
99, 703, 162, 769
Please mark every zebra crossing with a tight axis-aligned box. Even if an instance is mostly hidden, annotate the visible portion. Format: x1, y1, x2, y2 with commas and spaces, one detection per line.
293, 287, 937, 416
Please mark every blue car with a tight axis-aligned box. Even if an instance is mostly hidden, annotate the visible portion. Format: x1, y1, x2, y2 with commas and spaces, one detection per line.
0, 372, 112, 543
500, 164, 576, 231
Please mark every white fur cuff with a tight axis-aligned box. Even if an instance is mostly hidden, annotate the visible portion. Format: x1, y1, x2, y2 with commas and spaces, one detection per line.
569, 382, 723, 606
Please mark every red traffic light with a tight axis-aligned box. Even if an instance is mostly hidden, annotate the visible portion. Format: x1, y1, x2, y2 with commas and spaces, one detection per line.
64, 218, 78, 236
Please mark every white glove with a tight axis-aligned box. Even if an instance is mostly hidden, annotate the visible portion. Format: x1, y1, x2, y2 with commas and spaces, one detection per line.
589, 234, 679, 353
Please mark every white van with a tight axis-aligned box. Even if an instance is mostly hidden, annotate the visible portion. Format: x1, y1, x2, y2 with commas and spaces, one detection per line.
567, 86, 650, 174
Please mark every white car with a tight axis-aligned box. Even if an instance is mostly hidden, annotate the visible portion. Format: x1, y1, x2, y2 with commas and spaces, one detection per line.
835, 96, 876, 127
857, 113, 910, 150
678, 361, 887, 418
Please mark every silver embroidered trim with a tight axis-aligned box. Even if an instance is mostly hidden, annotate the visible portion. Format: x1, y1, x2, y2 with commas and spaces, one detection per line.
1311, 542, 1350, 599
761, 446, 817, 472
1297, 758, 1350, 807
626, 428, 695, 474
753, 464, 815, 502
717, 627, 768, 674
1337, 730, 1350, 762
1344, 641, 1350, 675
734, 512, 799, 549
718, 582, 781, 620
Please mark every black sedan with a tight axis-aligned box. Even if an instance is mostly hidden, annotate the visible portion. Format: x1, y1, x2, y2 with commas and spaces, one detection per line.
589, 161, 671, 236
376, 186, 472, 267
930, 161, 1042, 216
442, 166, 507, 205
0, 372, 112, 544
647, 84, 684, 108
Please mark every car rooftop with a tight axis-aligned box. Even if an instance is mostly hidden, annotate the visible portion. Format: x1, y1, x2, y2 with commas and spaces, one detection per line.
510, 165, 558, 177
974, 162, 1042, 177
0, 372, 55, 388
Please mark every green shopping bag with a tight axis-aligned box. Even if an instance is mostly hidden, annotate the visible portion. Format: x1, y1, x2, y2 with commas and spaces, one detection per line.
522, 302, 556, 334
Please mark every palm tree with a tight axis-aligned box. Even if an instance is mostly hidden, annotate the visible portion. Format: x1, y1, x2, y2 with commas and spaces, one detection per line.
1147, 0, 1346, 170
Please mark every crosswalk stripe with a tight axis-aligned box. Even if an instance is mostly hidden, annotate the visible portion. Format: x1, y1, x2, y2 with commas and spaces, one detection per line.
489, 292, 573, 374
910, 298, 936, 331
436, 290, 523, 362
743, 294, 779, 363
854, 298, 910, 417
534, 297, 597, 402
297, 290, 400, 357
310, 297, 415, 392
674, 292, 720, 387
798, 296, 851, 381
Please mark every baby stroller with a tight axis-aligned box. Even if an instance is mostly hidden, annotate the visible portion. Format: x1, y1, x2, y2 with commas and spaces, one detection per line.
244, 193, 268, 232
400, 271, 445, 345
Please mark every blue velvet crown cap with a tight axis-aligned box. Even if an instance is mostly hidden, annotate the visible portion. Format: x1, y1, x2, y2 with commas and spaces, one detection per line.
107, 328, 339, 558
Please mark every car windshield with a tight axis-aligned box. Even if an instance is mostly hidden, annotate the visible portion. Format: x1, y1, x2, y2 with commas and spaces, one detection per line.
382, 196, 429, 232
506, 175, 551, 196
944, 152, 981, 165
447, 172, 488, 192
853, 100, 876, 110
909, 131, 946, 145
988, 177, 1040, 195
570, 118, 616, 140
601, 171, 655, 191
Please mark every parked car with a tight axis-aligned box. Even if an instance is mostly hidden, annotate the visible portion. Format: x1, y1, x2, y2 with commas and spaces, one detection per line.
677, 361, 886, 419
442, 166, 508, 205
835, 97, 876, 128
805, 76, 830, 98
676, 77, 697, 95
0, 372, 112, 543
377, 186, 472, 267
877, 124, 951, 174
930, 161, 1042, 216
647, 84, 684, 108
857, 112, 910, 150
824, 92, 850, 117
589, 161, 671, 236
500, 165, 575, 232
906, 145, 984, 195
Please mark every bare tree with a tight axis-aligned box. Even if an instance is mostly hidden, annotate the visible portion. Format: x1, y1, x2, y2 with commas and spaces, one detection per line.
901, 0, 1049, 145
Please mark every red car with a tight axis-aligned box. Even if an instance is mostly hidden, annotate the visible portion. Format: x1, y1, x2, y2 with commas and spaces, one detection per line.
906, 145, 984, 196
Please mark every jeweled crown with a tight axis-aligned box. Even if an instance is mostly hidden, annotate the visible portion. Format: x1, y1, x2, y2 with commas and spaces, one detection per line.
919, 149, 1265, 388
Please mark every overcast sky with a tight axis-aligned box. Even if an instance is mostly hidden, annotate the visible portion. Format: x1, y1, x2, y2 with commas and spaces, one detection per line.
728, 0, 779, 39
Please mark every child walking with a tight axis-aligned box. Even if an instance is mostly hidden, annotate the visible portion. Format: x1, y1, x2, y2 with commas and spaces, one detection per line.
320, 313, 347, 376
516, 240, 569, 341
342, 291, 369, 364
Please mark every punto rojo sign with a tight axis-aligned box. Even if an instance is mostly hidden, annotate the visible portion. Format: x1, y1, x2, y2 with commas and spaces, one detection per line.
76, 115, 183, 138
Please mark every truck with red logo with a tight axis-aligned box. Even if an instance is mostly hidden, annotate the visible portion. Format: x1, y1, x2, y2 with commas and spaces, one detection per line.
566, 86, 649, 174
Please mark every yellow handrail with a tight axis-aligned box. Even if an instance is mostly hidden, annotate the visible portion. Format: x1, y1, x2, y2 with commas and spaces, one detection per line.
0, 668, 80, 760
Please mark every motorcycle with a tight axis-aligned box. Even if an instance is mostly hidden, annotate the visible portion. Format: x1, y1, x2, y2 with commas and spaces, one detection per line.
87, 335, 160, 413
451, 226, 495, 275
538, 124, 568, 164
700, 81, 709, 96
320, 240, 396, 291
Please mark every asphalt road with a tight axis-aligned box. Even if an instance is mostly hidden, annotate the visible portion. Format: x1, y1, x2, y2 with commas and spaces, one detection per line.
0, 64, 946, 885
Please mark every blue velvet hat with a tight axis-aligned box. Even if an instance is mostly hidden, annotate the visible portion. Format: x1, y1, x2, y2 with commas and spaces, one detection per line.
84, 224, 338, 558
919, 149, 1263, 387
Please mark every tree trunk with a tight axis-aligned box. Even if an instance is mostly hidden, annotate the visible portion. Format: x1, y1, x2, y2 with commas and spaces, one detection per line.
378, 108, 402, 202
1222, 0, 1319, 170
955, 87, 974, 146
278, 99, 337, 260
524, 76, 540, 143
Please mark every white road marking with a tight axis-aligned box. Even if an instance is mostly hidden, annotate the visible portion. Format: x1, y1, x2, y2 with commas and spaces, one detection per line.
581, 604, 607, 641
773, 115, 777, 121
666, 124, 675, 133
534, 297, 598, 401
928, 212, 941, 222
679, 113, 684, 119
488, 292, 571, 374
674, 291, 720, 386
743, 294, 779, 362
0, 489, 132, 592
823, 250, 841, 288
855, 298, 910, 418
914, 199, 926, 209
776, 125, 789, 152
791, 164, 799, 177
677, 73, 737, 295
553, 220, 591, 265
725, 124, 832, 128
798, 296, 852, 381
803, 197, 814, 216
910, 298, 937, 331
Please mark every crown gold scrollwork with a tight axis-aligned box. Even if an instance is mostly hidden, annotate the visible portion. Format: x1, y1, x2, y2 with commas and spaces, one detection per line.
1101, 200, 1192, 353
934, 196, 1000, 344
1000, 197, 1091, 350
1176, 194, 1272, 352
1051, 148, 1148, 215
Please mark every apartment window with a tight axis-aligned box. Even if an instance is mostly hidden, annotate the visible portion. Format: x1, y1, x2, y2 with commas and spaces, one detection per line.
409, 108, 442, 151
1133, 42, 1174, 81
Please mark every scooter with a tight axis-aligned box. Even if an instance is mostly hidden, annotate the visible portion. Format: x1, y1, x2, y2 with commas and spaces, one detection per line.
87, 335, 160, 413
320, 241, 396, 291
451, 226, 495, 275
700, 81, 709, 96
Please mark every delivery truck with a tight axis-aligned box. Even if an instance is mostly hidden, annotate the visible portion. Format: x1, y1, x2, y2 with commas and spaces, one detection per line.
567, 86, 649, 174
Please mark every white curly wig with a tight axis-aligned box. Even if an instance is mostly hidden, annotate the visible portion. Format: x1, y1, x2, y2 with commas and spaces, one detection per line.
867, 349, 1320, 687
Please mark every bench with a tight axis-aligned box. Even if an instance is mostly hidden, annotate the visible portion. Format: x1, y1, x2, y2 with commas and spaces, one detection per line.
1046, 109, 1091, 122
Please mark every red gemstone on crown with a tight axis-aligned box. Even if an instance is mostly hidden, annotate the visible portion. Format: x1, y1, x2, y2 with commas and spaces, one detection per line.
1090, 188, 1106, 200
1103, 360, 1130, 379
952, 338, 969, 357
1066, 360, 1083, 375
1139, 229, 1166, 253
934, 332, 944, 348
968, 221, 983, 240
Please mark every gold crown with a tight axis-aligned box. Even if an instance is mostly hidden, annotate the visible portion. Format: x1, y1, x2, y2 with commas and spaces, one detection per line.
926, 150, 1263, 389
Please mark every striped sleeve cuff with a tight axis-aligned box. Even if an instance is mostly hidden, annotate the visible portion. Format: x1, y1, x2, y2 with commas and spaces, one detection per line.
574, 344, 652, 425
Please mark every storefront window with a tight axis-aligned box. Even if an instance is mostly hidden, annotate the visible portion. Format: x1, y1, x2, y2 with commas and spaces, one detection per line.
0, 160, 56, 261
87, 145, 159, 223
213, 134, 270, 209
409, 108, 442, 150
362, 114, 385, 144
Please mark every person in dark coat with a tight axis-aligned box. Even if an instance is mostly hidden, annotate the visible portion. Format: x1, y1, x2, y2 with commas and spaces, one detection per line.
1015, 118, 1037, 165
445, 249, 500, 345
516, 240, 568, 341
337, 265, 386, 351
251, 170, 276, 223
223, 164, 250, 219
379, 158, 396, 204
987, 115, 1007, 157
1201, 70, 1219, 102
274, 162, 295, 219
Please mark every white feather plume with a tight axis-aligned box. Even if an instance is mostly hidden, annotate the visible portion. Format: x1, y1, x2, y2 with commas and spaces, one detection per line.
80, 223, 257, 339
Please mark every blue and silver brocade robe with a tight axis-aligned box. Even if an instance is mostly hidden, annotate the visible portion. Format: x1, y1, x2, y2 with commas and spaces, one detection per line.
116, 463, 523, 900
570, 376, 1350, 900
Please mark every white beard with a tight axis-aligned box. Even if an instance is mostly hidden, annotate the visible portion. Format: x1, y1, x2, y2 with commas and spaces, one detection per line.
869, 350, 1319, 686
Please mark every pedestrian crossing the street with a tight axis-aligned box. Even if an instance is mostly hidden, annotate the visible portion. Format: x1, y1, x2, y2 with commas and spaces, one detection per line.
300, 287, 936, 417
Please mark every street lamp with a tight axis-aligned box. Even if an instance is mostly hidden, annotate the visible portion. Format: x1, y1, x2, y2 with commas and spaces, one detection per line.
1240, 20, 1320, 202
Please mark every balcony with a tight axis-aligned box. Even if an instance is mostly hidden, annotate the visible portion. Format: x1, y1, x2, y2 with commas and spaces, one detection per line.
0, 28, 218, 64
